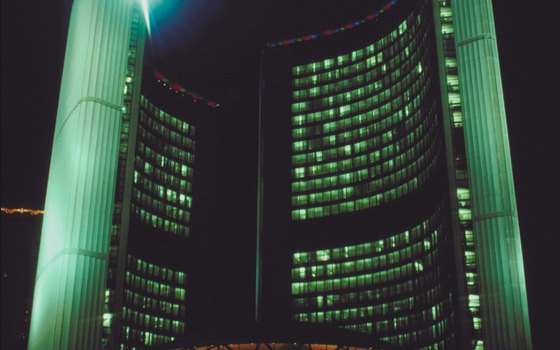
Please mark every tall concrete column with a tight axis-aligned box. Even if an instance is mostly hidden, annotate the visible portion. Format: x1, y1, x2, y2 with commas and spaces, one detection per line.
452, 1, 532, 349
28, 0, 134, 348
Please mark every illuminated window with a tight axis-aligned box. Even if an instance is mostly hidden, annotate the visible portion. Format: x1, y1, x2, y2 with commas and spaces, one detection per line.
123, 255, 187, 347
290, 206, 453, 347
290, 9, 440, 220
132, 96, 196, 237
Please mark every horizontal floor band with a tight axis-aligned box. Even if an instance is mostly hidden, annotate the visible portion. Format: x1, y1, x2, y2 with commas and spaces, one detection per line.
36, 247, 108, 283
457, 33, 495, 47
54, 96, 123, 143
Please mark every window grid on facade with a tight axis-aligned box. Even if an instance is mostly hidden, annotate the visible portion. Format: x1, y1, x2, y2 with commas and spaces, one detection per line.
132, 95, 196, 237
291, 206, 454, 348
290, 7, 441, 221
122, 255, 187, 348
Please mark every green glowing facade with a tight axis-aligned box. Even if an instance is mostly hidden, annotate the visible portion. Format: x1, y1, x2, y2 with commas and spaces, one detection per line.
262, 1, 531, 349
29, 1, 199, 349
132, 96, 196, 238
28, 0, 138, 348
450, 1, 533, 348
292, 208, 452, 340
290, 7, 439, 221
28, 0, 531, 349
102, 93, 195, 348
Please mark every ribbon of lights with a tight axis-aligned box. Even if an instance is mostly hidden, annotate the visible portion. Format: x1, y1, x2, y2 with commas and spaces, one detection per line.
1, 207, 44, 215
267, 0, 398, 48
153, 70, 220, 109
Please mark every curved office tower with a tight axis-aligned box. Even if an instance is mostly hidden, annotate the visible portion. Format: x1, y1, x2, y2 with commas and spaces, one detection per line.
97, 62, 202, 348
98, 65, 201, 348
261, 0, 531, 349
28, 1, 205, 348
108, 90, 195, 348
28, 0, 137, 348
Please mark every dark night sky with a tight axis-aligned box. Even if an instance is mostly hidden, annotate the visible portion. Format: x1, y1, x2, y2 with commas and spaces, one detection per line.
1, 0, 559, 347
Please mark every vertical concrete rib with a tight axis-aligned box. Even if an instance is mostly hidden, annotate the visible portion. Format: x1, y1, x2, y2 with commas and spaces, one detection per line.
28, 0, 133, 349
451, 1, 532, 349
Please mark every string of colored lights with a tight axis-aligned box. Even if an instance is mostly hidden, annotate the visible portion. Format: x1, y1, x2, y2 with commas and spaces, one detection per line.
153, 70, 220, 109
1, 208, 44, 215
267, 0, 399, 48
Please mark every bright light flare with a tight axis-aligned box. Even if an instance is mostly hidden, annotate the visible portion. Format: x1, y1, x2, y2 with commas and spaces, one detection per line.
141, 0, 151, 38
